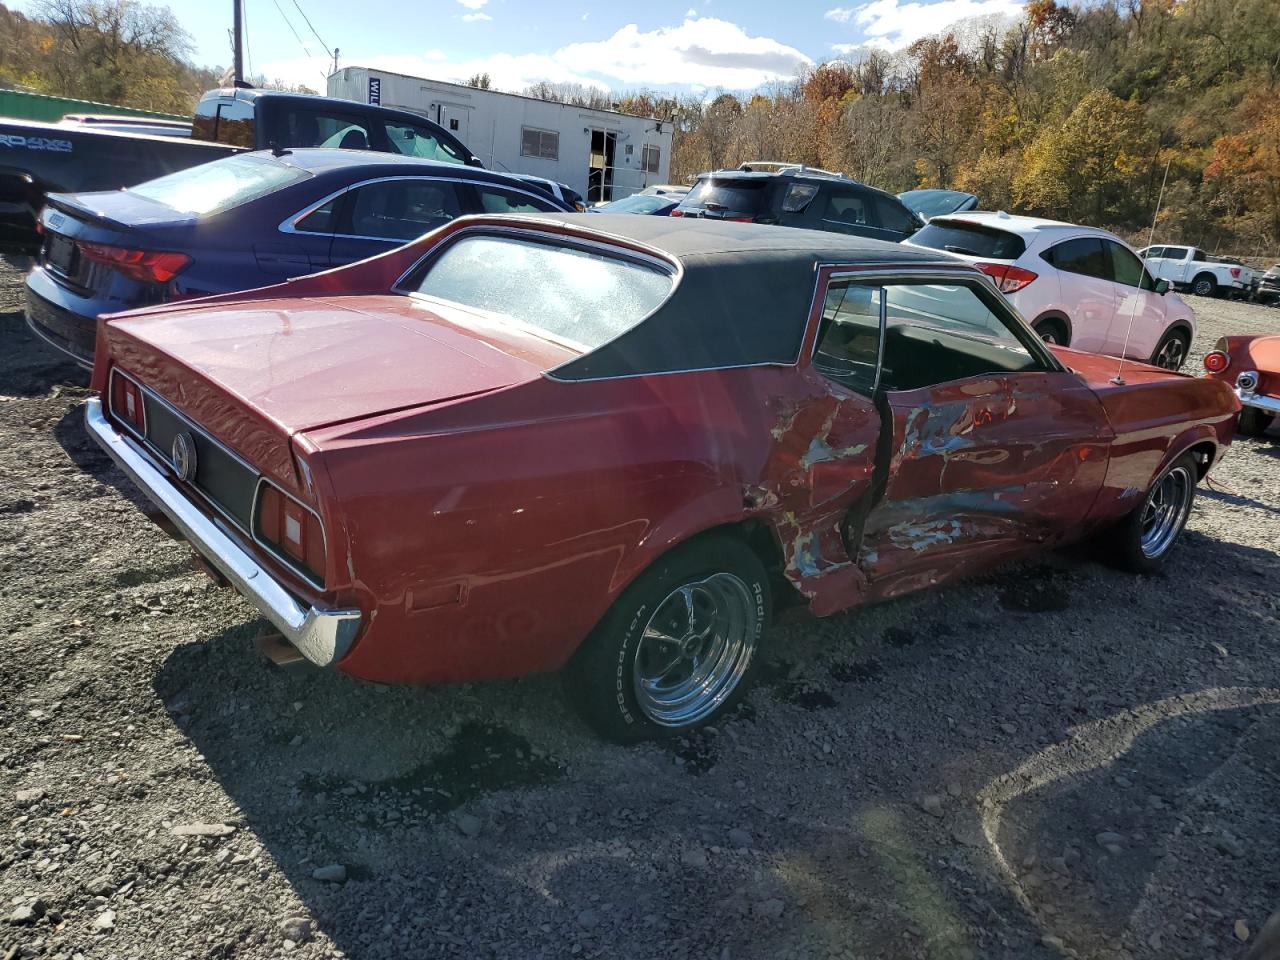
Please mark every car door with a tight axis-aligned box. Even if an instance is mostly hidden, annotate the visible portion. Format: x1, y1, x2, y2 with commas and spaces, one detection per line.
1140, 245, 1167, 280
812, 186, 884, 240
1103, 239, 1166, 358
1163, 246, 1194, 284
328, 177, 468, 265
844, 277, 1113, 591
1040, 236, 1116, 352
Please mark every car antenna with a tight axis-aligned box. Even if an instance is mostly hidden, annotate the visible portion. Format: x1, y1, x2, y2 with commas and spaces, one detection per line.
270, 141, 292, 157
1110, 155, 1172, 386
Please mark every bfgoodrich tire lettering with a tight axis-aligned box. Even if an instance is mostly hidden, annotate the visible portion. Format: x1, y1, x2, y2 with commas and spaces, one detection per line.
563, 535, 771, 743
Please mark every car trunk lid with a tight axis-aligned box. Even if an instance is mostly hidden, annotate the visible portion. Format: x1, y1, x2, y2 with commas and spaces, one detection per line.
102, 294, 580, 451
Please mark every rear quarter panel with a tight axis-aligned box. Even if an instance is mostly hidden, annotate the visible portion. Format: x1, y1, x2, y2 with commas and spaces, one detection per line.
305, 367, 810, 685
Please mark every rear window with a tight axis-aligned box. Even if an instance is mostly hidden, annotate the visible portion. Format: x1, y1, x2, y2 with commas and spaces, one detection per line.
130, 154, 309, 216
898, 189, 977, 220
910, 219, 1026, 259
676, 177, 771, 216
410, 235, 674, 351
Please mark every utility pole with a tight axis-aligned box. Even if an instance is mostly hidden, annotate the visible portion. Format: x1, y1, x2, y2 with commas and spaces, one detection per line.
332, 47, 340, 77
232, 0, 244, 85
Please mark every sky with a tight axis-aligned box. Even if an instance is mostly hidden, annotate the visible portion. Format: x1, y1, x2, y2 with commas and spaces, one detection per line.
15, 0, 1028, 94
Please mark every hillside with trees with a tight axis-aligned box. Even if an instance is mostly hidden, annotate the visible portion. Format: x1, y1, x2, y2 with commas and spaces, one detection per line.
655, 0, 1279, 256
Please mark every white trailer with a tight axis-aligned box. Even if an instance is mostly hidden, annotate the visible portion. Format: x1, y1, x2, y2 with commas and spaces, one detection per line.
327, 67, 673, 203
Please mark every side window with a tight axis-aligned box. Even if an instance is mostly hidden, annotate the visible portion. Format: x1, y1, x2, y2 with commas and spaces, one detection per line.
820, 190, 872, 228
1192, 248, 1209, 262
384, 122, 467, 165
475, 185, 559, 214
293, 197, 340, 234
1043, 237, 1108, 280
782, 183, 818, 213
345, 180, 464, 241
874, 196, 918, 236
281, 111, 373, 150
814, 281, 883, 397
814, 280, 1040, 395
880, 282, 1038, 391
641, 144, 661, 174
1106, 240, 1153, 289
1142, 246, 1164, 259
520, 127, 559, 160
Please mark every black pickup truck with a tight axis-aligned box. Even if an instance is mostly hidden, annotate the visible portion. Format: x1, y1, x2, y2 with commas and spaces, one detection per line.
0, 87, 482, 254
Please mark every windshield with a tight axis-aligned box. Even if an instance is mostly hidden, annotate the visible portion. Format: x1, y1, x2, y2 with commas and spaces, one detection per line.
130, 154, 310, 216
909, 219, 1026, 259
411, 235, 674, 351
898, 189, 978, 220
598, 195, 671, 215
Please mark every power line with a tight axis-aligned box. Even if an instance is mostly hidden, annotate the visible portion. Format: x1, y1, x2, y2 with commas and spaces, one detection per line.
290, 0, 334, 61
271, 0, 312, 58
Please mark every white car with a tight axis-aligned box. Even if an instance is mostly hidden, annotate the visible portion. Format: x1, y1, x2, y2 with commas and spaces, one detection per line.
905, 212, 1196, 370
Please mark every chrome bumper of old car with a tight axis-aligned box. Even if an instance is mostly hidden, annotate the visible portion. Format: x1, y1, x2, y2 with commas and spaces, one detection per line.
1235, 371, 1280, 416
85, 396, 363, 667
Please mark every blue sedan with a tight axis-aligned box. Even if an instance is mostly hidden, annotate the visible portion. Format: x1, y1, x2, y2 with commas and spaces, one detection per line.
26, 149, 571, 366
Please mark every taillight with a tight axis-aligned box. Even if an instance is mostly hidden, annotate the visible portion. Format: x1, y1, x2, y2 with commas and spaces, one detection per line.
255, 482, 326, 585
669, 209, 685, 217
110, 372, 146, 433
975, 262, 1038, 294
78, 241, 190, 284
1203, 351, 1229, 373
1229, 267, 1241, 279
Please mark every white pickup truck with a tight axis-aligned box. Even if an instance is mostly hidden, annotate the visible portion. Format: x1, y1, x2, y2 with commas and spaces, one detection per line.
1138, 244, 1255, 298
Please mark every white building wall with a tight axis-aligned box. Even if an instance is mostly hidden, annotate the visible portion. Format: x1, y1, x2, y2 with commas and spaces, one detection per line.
328, 67, 673, 201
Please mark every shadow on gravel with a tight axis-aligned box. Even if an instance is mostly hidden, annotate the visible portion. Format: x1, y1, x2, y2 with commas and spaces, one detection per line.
143, 527, 1280, 959
0, 310, 89, 396
1202, 485, 1280, 518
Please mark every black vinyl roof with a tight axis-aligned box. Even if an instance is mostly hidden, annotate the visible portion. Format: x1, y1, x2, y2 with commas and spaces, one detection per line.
504, 214, 958, 380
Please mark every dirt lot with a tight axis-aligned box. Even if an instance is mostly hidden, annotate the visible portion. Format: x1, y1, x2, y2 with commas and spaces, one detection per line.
2, 260, 1278, 960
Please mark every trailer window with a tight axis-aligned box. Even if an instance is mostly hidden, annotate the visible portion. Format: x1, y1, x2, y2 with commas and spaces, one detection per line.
521, 127, 560, 161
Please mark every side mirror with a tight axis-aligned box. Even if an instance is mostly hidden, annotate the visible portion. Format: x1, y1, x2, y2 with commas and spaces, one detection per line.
1155, 279, 1170, 295
466, 156, 484, 168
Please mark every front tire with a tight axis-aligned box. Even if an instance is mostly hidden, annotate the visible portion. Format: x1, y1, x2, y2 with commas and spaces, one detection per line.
1149, 328, 1190, 370
1104, 452, 1198, 574
563, 536, 771, 743
1239, 407, 1275, 438
1191, 274, 1217, 298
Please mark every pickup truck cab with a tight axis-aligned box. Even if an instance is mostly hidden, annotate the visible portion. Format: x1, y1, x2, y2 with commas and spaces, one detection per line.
1139, 244, 1254, 299
1, 88, 482, 255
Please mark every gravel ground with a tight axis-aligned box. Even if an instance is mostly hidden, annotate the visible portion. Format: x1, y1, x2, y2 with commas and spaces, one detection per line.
2, 261, 1278, 960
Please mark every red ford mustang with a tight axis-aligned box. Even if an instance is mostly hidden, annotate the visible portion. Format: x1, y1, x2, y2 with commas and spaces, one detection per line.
1203, 334, 1280, 438
85, 215, 1240, 741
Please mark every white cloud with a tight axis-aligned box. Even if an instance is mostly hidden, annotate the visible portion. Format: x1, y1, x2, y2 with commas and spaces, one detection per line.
825, 7, 856, 22
456, 0, 487, 8
685, 6, 698, 16
843, 0, 1025, 50
266, 16, 810, 93
461, 11, 491, 21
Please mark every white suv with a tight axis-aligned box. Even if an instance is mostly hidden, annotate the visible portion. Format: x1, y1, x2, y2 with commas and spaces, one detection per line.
905, 212, 1196, 369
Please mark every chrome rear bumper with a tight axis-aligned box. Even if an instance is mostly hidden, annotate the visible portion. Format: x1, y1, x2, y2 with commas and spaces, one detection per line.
1238, 390, 1280, 416
85, 396, 362, 667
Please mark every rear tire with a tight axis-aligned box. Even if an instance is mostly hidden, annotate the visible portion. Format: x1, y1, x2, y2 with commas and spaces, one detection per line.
1103, 452, 1198, 575
562, 536, 771, 743
1191, 274, 1217, 298
1239, 407, 1275, 438
1149, 328, 1190, 371
1032, 316, 1069, 346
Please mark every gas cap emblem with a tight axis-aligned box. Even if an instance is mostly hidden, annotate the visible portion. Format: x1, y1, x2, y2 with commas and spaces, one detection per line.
172, 432, 197, 482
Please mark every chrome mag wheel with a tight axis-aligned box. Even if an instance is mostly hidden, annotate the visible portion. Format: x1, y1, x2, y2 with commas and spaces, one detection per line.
632, 573, 758, 728
1154, 336, 1187, 370
1139, 465, 1194, 558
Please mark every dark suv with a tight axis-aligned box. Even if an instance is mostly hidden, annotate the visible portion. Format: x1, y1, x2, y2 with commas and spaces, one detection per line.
672, 164, 923, 242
